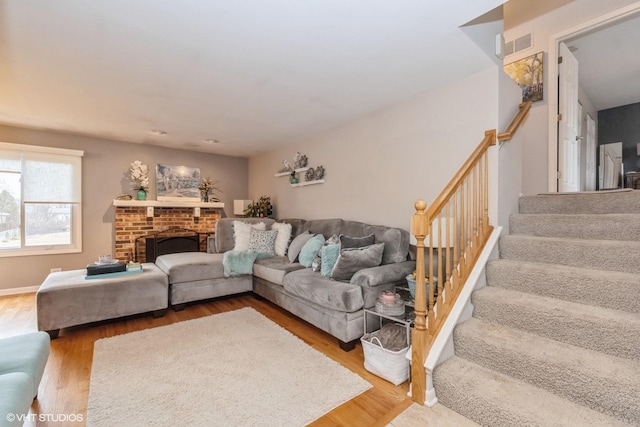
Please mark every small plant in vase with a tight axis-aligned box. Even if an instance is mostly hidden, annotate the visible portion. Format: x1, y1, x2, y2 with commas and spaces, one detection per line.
198, 177, 222, 202
129, 160, 149, 200
289, 171, 298, 184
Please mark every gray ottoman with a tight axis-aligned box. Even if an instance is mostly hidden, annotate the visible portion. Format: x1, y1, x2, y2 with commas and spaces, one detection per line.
36, 263, 169, 338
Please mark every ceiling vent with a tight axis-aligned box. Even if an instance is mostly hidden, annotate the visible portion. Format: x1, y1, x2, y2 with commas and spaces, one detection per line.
504, 33, 533, 57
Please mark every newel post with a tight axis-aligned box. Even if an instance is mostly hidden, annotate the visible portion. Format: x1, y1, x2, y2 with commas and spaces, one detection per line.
411, 199, 429, 404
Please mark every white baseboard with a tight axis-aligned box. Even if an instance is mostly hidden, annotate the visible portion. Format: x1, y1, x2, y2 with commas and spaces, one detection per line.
0, 286, 38, 297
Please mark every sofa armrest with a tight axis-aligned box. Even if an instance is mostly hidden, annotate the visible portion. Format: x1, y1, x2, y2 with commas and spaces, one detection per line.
351, 260, 416, 308
350, 260, 416, 289
207, 236, 219, 253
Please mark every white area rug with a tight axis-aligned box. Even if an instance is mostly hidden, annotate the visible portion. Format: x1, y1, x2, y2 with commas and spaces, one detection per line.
87, 307, 371, 426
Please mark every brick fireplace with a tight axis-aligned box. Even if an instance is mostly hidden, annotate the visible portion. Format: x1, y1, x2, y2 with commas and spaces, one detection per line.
113, 200, 224, 262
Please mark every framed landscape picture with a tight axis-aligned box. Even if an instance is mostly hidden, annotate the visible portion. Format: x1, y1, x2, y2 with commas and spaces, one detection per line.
156, 164, 201, 201
503, 51, 544, 103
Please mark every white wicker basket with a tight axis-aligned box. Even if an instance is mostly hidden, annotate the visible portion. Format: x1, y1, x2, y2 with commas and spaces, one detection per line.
360, 331, 410, 385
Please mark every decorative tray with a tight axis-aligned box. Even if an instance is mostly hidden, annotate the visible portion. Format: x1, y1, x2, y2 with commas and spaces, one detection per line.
374, 295, 405, 316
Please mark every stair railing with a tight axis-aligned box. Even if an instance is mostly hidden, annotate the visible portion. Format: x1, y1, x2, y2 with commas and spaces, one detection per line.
498, 101, 531, 143
410, 101, 531, 405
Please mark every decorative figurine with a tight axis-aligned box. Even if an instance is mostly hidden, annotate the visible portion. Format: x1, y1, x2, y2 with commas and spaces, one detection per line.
314, 165, 325, 180
305, 168, 315, 181
294, 153, 308, 169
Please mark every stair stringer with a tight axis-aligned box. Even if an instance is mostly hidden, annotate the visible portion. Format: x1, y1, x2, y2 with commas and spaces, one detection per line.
408, 226, 502, 407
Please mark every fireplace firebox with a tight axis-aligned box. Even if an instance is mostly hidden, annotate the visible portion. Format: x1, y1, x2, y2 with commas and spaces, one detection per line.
135, 228, 207, 263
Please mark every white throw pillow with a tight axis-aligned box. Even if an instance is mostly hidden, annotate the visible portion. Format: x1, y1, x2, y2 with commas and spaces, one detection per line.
271, 222, 292, 257
233, 221, 266, 251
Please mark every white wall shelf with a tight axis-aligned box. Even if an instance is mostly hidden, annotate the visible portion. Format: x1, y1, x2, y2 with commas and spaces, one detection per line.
274, 167, 309, 177
291, 179, 325, 187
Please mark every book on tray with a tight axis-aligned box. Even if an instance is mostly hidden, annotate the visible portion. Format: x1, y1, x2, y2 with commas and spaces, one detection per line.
86, 262, 127, 276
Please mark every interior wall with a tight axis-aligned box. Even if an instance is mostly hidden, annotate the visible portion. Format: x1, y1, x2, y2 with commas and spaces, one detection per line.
497, 66, 528, 233
0, 125, 248, 291
598, 102, 640, 177
248, 67, 500, 232
503, 0, 638, 194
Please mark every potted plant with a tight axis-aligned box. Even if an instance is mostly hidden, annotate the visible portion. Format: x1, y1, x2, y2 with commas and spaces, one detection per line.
198, 177, 222, 202
244, 196, 273, 218
129, 160, 149, 200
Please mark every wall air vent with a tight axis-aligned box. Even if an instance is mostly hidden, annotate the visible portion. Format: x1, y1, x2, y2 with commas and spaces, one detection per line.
504, 32, 533, 57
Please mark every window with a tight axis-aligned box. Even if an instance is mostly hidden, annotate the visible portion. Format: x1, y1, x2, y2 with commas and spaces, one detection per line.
0, 142, 83, 257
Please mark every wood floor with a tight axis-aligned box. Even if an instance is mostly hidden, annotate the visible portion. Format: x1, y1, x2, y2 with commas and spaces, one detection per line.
0, 292, 412, 427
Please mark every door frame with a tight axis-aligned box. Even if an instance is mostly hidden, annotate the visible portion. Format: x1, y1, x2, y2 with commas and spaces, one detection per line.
546, 2, 640, 192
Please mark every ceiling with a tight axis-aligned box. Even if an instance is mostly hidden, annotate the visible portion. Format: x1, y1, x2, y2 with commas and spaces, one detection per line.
0, 0, 504, 157
567, 11, 640, 111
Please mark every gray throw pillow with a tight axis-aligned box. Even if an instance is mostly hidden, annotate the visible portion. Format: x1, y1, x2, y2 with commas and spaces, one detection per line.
287, 231, 313, 263
331, 242, 385, 281
340, 233, 375, 249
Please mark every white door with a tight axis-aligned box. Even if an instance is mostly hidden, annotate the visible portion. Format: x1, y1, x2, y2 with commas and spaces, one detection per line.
585, 114, 596, 191
558, 42, 581, 192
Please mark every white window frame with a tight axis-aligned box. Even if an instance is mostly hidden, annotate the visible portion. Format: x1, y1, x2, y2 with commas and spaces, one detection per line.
0, 142, 83, 257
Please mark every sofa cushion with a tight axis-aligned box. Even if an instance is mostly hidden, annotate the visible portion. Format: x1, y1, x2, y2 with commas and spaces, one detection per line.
253, 256, 305, 286
214, 218, 275, 253
340, 233, 375, 249
363, 225, 409, 264
155, 252, 224, 283
280, 218, 410, 265
271, 222, 292, 256
299, 234, 325, 267
287, 231, 313, 263
312, 234, 339, 272
248, 229, 277, 256
233, 221, 266, 251
332, 243, 385, 281
283, 269, 364, 312
320, 243, 340, 277
303, 219, 345, 239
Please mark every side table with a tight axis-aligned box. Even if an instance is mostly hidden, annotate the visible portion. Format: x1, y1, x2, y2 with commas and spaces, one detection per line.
364, 290, 415, 345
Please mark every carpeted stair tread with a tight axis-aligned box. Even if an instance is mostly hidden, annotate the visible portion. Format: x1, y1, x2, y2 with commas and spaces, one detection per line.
519, 190, 640, 215
485, 259, 640, 314
510, 213, 640, 241
471, 286, 640, 361
453, 318, 640, 423
433, 356, 634, 427
499, 235, 640, 274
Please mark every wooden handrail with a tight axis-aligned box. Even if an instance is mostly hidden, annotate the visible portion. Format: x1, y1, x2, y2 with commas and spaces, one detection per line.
497, 101, 531, 142
410, 130, 496, 405
425, 130, 496, 218
410, 100, 531, 406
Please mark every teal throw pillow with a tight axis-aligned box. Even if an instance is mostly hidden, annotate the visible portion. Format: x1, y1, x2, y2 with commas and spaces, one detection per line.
320, 243, 340, 277
298, 234, 325, 267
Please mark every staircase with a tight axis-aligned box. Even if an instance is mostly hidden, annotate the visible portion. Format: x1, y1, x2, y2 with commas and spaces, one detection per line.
432, 190, 640, 427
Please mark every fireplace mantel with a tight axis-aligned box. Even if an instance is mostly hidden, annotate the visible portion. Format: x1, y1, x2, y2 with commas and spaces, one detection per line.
112, 199, 224, 208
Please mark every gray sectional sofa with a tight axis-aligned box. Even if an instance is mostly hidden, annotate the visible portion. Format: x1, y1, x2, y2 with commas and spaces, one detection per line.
156, 217, 415, 350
